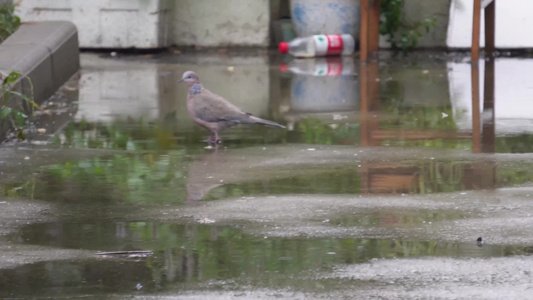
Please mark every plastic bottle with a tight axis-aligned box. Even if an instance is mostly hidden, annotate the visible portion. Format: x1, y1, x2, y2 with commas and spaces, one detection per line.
278, 34, 355, 58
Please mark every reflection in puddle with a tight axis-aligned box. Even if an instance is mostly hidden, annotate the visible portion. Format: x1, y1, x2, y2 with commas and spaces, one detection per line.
76, 58, 160, 123
25, 53, 533, 155
0, 260, 155, 297
4, 146, 533, 203
30, 53, 533, 154
449, 59, 533, 135
4, 52, 533, 298
3, 221, 531, 297
327, 209, 469, 228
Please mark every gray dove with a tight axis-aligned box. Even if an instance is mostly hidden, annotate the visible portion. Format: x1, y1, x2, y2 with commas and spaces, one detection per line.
179, 70, 285, 144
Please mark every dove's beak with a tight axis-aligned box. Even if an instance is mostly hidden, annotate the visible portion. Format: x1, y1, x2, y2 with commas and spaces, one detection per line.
178, 78, 185, 83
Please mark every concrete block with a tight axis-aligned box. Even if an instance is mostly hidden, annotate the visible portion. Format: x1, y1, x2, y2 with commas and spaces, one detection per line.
0, 44, 54, 106
3, 21, 80, 94
0, 21, 80, 105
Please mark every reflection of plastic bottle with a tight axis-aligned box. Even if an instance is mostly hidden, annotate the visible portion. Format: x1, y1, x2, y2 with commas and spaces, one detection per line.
278, 34, 355, 58
284, 58, 359, 114
280, 57, 355, 76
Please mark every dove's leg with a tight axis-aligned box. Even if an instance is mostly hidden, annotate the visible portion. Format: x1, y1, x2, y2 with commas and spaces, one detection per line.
214, 132, 222, 144
204, 133, 215, 144
204, 132, 222, 145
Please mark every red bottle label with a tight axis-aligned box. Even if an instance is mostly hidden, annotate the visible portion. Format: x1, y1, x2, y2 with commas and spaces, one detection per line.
326, 35, 344, 56
327, 59, 343, 75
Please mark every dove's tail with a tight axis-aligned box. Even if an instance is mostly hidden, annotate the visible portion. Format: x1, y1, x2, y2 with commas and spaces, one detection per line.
249, 115, 286, 128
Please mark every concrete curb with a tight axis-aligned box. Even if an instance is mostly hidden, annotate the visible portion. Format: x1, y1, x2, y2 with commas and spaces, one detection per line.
0, 21, 79, 140
0, 21, 80, 106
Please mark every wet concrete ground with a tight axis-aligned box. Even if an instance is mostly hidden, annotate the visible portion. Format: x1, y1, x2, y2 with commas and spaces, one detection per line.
1, 50, 533, 299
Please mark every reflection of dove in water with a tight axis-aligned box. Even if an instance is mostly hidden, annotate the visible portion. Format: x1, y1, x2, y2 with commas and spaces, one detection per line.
186, 149, 261, 202
186, 151, 229, 202
179, 71, 285, 144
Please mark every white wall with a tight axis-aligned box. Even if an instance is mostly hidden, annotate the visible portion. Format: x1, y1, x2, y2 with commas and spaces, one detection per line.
447, 0, 533, 48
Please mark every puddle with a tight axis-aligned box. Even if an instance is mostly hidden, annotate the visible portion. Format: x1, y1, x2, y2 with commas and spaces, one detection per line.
16, 52, 533, 153
4, 147, 533, 204
3, 52, 533, 298
325, 209, 469, 228
2, 221, 531, 298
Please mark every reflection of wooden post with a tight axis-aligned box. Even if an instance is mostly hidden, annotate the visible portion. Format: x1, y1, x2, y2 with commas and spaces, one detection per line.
367, 62, 380, 146
360, 0, 380, 62
471, 0, 481, 62
464, 161, 497, 190
360, 161, 370, 194
466, 57, 497, 188
471, 65, 481, 153
360, 62, 380, 147
482, 58, 495, 153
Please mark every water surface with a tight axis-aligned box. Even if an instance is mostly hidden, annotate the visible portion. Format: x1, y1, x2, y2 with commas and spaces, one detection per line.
2, 51, 533, 298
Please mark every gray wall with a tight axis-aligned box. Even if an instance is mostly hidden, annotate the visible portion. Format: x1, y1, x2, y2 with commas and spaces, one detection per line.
402, 0, 450, 48
172, 0, 270, 47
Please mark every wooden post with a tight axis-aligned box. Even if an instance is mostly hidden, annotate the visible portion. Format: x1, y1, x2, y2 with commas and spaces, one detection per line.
360, 0, 369, 62
471, 0, 481, 63
360, 0, 380, 62
368, 0, 380, 54
484, 0, 496, 58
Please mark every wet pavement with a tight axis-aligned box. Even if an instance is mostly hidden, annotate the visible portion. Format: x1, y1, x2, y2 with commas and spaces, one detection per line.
1, 50, 533, 299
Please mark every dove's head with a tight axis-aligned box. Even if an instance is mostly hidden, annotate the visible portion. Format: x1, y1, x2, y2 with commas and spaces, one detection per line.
179, 71, 200, 86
